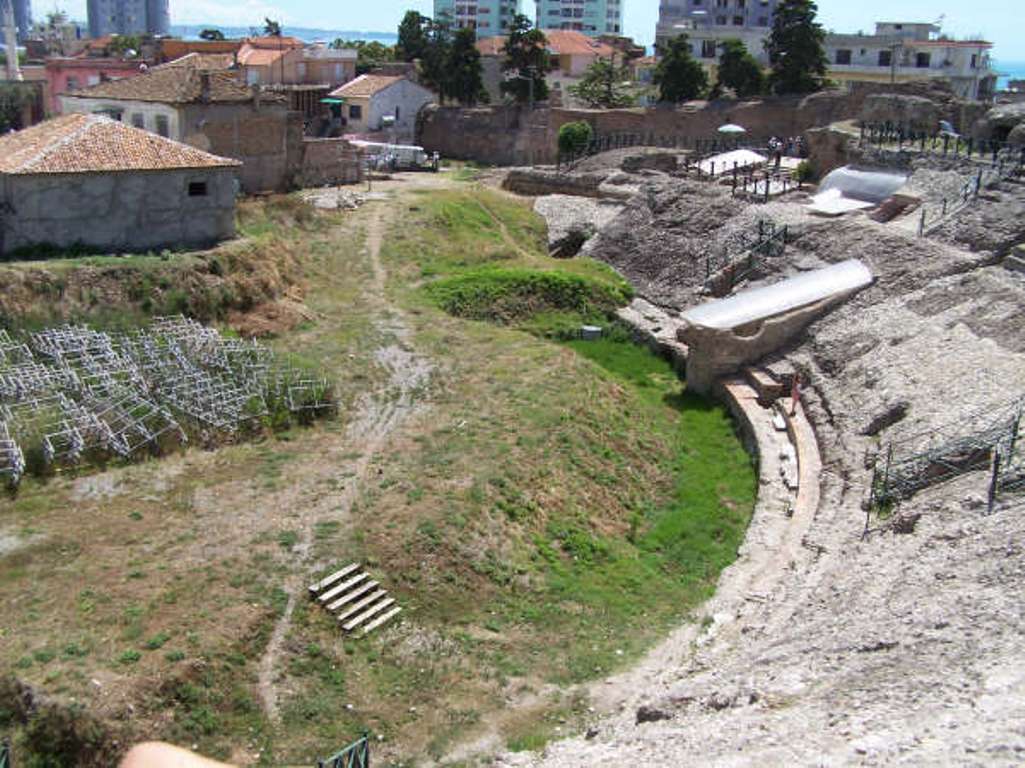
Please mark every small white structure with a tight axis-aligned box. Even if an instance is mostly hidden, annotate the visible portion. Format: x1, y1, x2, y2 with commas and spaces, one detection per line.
808, 166, 909, 216
679, 260, 875, 392
329, 74, 434, 142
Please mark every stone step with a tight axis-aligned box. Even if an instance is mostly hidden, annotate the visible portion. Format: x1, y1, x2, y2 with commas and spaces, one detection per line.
318, 572, 368, 605
308, 563, 360, 596
326, 580, 379, 613
745, 366, 784, 404
336, 589, 389, 625
361, 606, 402, 637
342, 597, 396, 632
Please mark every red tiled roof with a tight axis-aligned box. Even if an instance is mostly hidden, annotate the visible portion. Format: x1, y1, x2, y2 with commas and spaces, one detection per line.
476, 30, 616, 58
476, 36, 507, 57
156, 52, 237, 71
329, 74, 404, 98
62, 65, 276, 104
0, 114, 241, 175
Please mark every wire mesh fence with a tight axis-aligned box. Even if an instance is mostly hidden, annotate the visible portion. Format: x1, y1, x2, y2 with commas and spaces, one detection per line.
870, 394, 1024, 513
0, 316, 337, 488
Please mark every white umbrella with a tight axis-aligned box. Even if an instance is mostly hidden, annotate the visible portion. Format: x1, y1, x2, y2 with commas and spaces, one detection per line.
718, 124, 747, 134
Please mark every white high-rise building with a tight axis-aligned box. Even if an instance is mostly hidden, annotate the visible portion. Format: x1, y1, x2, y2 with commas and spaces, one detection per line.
536, 0, 623, 37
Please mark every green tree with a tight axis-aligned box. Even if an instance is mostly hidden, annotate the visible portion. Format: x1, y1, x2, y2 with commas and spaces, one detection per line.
108, 35, 142, 56
199, 28, 225, 41
765, 0, 828, 94
396, 10, 430, 62
0, 83, 36, 133
653, 35, 708, 103
263, 18, 282, 37
715, 39, 764, 98
445, 27, 488, 105
416, 13, 456, 100
332, 40, 396, 75
501, 14, 549, 104
558, 121, 593, 155
568, 57, 635, 108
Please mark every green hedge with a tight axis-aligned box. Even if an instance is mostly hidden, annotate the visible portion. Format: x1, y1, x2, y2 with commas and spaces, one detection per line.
426, 267, 632, 324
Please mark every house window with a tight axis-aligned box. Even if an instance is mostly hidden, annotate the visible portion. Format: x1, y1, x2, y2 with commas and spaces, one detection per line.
66, 76, 79, 90
835, 49, 852, 65
395, 106, 400, 121
246, 69, 261, 85
702, 39, 717, 58
733, 16, 743, 25
757, 16, 768, 26
878, 50, 892, 67
971, 54, 978, 69
349, 104, 362, 120
131, 113, 144, 129
188, 182, 208, 197
155, 114, 170, 137
915, 52, 931, 68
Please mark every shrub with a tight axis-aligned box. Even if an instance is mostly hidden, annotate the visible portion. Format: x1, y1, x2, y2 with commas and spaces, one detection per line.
426, 267, 631, 325
558, 121, 593, 157
794, 159, 815, 183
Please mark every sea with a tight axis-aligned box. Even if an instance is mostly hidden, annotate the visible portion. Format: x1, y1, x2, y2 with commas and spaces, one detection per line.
997, 62, 1025, 90
170, 25, 397, 46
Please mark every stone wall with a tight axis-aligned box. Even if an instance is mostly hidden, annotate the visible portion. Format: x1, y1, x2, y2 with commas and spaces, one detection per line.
299, 138, 364, 187
419, 81, 984, 167
0, 168, 237, 256
182, 102, 300, 193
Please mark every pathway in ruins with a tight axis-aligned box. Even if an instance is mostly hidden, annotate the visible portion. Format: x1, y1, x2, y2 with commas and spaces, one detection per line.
256, 186, 434, 722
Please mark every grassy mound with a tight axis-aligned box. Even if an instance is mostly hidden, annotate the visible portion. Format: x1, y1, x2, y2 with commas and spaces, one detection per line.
426, 267, 631, 324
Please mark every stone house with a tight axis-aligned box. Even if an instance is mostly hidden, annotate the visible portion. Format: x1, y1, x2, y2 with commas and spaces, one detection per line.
328, 74, 435, 141
58, 60, 298, 192
0, 113, 239, 256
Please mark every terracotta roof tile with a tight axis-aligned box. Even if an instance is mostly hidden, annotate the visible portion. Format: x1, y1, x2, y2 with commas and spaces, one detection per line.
329, 74, 405, 98
62, 65, 277, 104
0, 114, 241, 175
476, 31, 616, 58
543, 30, 617, 58
156, 52, 237, 71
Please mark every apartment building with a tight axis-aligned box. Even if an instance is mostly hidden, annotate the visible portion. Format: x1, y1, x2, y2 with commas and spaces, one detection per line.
10, 0, 30, 41
825, 23, 996, 101
86, 0, 170, 38
536, 0, 623, 37
433, 0, 523, 36
656, 0, 778, 62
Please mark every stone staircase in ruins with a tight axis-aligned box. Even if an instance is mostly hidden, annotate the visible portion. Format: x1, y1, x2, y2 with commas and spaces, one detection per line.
308, 563, 401, 636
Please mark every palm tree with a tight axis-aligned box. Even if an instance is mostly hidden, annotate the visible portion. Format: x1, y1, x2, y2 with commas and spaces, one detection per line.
263, 18, 282, 37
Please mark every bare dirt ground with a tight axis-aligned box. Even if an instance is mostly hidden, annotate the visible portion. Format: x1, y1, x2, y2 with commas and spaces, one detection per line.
256, 201, 433, 722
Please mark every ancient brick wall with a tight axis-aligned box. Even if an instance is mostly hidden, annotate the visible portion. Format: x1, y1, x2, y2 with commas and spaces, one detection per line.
299, 139, 364, 187
418, 80, 979, 167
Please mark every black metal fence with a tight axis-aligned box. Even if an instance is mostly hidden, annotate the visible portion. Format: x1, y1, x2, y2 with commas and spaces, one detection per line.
318, 733, 370, 768
870, 394, 1024, 514
858, 122, 1023, 165
704, 219, 788, 295
555, 132, 772, 171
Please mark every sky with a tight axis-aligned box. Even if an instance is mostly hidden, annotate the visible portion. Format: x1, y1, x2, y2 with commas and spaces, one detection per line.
45, 0, 1025, 62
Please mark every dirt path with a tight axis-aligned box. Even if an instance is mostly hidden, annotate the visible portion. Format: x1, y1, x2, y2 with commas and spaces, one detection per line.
257, 195, 433, 722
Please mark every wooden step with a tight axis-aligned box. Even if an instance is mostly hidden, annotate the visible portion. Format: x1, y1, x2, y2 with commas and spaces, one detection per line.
361, 606, 402, 637
336, 589, 388, 625
308, 563, 360, 596
326, 580, 379, 612
318, 573, 368, 604
342, 597, 396, 632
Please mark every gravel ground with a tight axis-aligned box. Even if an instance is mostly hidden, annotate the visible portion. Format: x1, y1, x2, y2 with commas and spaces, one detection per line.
500, 165, 1025, 767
